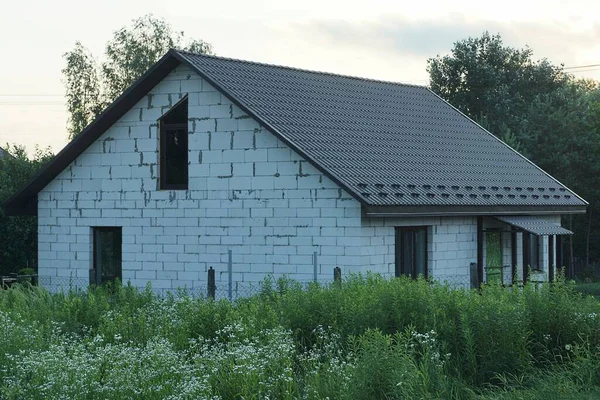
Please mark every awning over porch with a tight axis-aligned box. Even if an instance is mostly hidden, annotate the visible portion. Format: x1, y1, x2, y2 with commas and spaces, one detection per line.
493, 216, 573, 236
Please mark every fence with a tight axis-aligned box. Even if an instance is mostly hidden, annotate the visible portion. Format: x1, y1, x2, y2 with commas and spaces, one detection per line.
0, 274, 38, 288
35, 264, 344, 301
21, 259, 564, 299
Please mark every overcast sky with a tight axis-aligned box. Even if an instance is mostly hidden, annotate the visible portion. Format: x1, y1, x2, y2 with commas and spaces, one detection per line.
1, 0, 599, 154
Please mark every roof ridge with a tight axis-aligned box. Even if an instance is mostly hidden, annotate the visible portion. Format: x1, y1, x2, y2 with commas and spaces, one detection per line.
174, 49, 427, 90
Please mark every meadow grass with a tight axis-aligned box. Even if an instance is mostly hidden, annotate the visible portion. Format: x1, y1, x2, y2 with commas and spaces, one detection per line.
0, 276, 599, 399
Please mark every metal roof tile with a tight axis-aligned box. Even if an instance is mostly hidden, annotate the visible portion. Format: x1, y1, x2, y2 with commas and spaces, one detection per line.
176, 50, 586, 208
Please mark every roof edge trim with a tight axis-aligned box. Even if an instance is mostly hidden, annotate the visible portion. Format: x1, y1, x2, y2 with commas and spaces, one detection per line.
364, 204, 587, 217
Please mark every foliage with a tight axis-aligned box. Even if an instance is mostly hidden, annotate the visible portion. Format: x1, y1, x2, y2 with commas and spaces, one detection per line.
62, 14, 213, 139
575, 281, 600, 297
522, 80, 600, 263
0, 145, 53, 275
428, 32, 600, 266
1, 277, 600, 398
427, 31, 567, 152
62, 43, 103, 137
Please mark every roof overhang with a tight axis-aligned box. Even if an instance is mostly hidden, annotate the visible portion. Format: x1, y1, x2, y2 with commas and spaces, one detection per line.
363, 204, 587, 218
493, 215, 573, 235
3, 51, 183, 216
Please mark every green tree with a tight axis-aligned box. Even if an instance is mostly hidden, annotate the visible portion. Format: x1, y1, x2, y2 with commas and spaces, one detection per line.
523, 80, 600, 266
427, 32, 567, 152
0, 145, 54, 275
63, 14, 213, 139
428, 31, 600, 269
62, 43, 103, 138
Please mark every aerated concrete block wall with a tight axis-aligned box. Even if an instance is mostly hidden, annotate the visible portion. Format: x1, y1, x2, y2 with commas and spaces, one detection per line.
361, 216, 477, 287
38, 64, 373, 292
36, 64, 517, 293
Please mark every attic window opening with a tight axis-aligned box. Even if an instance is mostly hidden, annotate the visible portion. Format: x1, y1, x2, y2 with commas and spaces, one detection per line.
159, 96, 188, 190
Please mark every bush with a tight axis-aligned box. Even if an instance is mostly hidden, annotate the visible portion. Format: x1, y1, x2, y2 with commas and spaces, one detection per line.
1, 276, 600, 398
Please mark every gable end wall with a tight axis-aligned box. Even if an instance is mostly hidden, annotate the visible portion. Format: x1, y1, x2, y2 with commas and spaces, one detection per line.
38, 65, 376, 293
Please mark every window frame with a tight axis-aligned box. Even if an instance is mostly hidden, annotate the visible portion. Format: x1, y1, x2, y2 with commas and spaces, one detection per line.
159, 96, 189, 190
395, 226, 428, 279
91, 226, 122, 286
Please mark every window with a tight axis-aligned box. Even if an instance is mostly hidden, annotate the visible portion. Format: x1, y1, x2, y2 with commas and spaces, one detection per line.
526, 233, 540, 270
159, 97, 188, 189
91, 227, 122, 286
395, 227, 428, 278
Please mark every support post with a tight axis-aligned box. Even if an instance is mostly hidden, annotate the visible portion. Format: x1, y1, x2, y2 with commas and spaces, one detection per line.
511, 229, 518, 286
477, 216, 484, 287
548, 235, 555, 283
207, 267, 216, 299
522, 232, 530, 284
228, 250, 233, 301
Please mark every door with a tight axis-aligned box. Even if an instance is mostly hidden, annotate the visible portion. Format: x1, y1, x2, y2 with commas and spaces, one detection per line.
92, 227, 122, 285
485, 231, 503, 284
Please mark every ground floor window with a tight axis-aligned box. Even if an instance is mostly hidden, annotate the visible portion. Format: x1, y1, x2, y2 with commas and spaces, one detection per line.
91, 227, 122, 286
523, 232, 540, 271
395, 227, 427, 278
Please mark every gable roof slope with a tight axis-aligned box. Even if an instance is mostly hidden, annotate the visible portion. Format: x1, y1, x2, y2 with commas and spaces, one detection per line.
3, 49, 587, 216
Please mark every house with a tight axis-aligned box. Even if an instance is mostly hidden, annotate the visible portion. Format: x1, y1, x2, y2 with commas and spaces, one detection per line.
3, 49, 586, 294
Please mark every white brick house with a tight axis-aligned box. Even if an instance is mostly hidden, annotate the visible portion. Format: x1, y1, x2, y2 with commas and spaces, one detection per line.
4, 50, 586, 294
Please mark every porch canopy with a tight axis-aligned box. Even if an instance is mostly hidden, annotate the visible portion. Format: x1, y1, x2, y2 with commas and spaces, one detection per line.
493, 216, 573, 236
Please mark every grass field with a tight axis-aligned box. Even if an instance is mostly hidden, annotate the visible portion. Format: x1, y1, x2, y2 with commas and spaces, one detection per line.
1, 276, 600, 399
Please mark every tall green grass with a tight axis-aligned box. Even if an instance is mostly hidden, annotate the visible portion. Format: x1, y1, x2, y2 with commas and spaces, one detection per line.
0, 276, 599, 399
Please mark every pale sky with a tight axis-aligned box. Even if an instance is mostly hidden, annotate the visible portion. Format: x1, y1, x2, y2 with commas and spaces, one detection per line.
1, 0, 599, 155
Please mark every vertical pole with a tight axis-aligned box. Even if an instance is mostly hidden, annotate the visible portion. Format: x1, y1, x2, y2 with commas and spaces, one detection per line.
511, 228, 517, 286
313, 251, 318, 283
548, 235, 555, 283
228, 250, 233, 301
334, 266, 341, 287
207, 267, 215, 299
477, 216, 484, 287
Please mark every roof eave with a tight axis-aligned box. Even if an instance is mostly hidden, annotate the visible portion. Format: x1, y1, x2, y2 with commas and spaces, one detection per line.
426, 88, 588, 206
363, 204, 587, 218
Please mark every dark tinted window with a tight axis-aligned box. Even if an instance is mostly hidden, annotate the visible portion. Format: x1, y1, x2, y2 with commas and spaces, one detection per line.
92, 227, 122, 286
160, 97, 188, 189
395, 227, 428, 278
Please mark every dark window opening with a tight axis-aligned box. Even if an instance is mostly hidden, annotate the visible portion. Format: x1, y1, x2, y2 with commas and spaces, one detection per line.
160, 97, 188, 190
522, 232, 541, 282
527, 233, 540, 270
395, 227, 428, 279
485, 231, 503, 284
92, 227, 122, 286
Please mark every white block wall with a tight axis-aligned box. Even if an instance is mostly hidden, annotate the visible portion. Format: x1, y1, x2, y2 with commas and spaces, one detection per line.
360, 216, 477, 287
38, 65, 370, 292
36, 64, 558, 293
